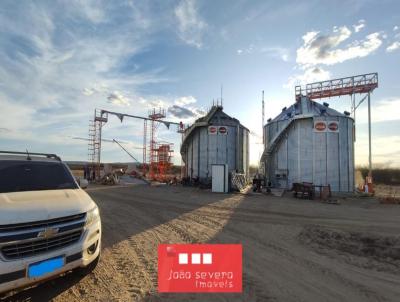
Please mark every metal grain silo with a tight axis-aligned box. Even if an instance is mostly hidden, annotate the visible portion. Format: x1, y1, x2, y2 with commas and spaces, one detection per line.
180, 106, 249, 182
261, 96, 354, 192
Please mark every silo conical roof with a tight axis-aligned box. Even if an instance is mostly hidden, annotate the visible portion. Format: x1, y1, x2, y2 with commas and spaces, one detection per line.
270, 99, 346, 124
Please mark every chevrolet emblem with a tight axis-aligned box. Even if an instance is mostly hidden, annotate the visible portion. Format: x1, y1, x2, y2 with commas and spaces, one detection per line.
37, 227, 59, 239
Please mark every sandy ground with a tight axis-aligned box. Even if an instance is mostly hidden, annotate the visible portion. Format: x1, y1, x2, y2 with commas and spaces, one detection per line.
5, 185, 400, 302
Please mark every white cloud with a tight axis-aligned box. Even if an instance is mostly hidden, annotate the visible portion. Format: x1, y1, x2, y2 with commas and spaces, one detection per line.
296, 26, 382, 67
350, 97, 400, 168
83, 83, 109, 96
175, 96, 197, 106
387, 41, 400, 52
394, 26, 399, 31
353, 19, 365, 32
146, 99, 168, 109
174, 0, 207, 48
286, 22, 385, 91
107, 91, 131, 106
356, 98, 400, 123
0, 1, 175, 159
168, 105, 197, 119
71, 0, 106, 24
83, 88, 94, 96
0, 96, 36, 134
167, 95, 205, 122
285, 67, 331, 88
261, 47, 290, 61
302, 31, 319, 44
236, 45, 290, 61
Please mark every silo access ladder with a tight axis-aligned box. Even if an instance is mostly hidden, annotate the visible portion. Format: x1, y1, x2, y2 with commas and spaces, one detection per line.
260, 118, 296, 178
262, 118, 295, 160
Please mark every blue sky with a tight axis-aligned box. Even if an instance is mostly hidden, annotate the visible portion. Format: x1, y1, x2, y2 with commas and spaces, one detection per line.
0, 0, 400, 167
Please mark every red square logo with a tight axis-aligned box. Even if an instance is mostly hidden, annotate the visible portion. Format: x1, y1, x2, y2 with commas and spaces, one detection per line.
158, 244, 242, 293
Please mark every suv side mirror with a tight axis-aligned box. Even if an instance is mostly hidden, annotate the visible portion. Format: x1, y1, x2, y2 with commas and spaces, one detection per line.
79, 179, 89, 189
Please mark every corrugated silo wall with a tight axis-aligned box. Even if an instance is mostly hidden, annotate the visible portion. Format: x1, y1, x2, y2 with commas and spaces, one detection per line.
183, 125, 248, 180
264, 117, 354, 192
242, 128, 249, 176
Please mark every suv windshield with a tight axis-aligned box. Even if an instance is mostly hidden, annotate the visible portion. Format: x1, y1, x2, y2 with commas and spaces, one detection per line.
0, 160, 78, 193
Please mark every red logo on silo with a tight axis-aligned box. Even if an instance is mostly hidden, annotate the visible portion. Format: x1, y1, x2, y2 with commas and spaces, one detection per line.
218, 126, 227, 135
158, 244, 242, 293
328, 122, 339, 132
314, 121, 326, 131
208, 126, 217, 134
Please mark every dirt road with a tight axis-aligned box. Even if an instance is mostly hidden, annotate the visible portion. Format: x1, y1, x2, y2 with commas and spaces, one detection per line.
6, 185, 400, 301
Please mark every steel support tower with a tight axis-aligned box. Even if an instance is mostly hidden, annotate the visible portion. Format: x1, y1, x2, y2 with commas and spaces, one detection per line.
148, 108, 166, 180
88, 109, 107, 180
142, 119, 147, 175
295, 72, 378, 180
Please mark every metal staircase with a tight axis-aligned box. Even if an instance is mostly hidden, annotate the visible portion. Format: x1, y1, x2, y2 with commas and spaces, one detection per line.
260, 118, 296, 180
261, 119, 295, 161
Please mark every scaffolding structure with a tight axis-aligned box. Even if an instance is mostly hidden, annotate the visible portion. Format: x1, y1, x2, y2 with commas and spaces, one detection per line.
142, 119, 147, 175
150, 142, 174, 181
88, 108, 182, 181
148, 108, 172, 180
88, 109, 107, 179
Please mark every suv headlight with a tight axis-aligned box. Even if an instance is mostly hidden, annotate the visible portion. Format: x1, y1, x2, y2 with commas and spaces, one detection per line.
85, 206, 100, 227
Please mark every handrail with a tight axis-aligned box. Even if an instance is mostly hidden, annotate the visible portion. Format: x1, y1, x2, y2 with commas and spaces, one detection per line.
0, 151, 61, 161
295, 72, 378, 100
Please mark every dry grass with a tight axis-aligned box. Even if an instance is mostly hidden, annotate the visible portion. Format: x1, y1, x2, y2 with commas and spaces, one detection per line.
374, 184, 400, 204
357, 167, 400, 185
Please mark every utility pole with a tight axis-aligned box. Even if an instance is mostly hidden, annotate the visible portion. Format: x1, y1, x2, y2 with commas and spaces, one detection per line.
220, 84, 223, 107
368, 92, 372, 175
262, 90, 265, 144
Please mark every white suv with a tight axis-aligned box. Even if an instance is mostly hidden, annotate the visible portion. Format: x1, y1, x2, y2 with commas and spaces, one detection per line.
0, 151, 101, 295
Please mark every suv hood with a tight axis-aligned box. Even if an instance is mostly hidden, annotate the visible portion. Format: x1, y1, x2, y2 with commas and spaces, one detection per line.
0, 189, 95, 225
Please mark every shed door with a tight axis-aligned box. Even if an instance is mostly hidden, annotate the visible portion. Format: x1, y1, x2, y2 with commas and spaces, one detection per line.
212, 164, 226, 193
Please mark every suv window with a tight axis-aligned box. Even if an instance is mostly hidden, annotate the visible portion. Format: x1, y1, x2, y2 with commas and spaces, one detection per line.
0, 161, 78, 193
